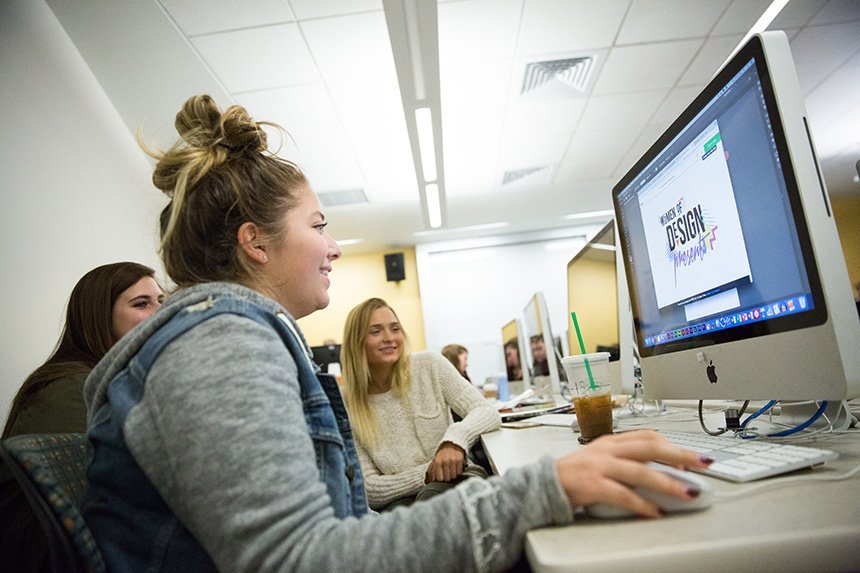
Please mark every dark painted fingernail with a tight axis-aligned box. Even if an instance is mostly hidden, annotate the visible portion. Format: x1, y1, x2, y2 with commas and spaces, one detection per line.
686, 487, 700, 498
700, 456, 715, 465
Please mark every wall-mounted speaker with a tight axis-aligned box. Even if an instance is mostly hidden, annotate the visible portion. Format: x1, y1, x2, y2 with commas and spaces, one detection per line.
384, 252, 405, 282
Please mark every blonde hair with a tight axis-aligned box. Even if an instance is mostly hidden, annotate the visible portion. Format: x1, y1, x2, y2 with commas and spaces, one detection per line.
143, 94, 307, 288
341, 298, 411, 447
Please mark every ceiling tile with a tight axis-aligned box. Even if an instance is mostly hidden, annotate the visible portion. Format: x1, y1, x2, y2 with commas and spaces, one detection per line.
650, 85, 704, 127
578, 90, 666, 131
289, 0, 383, 20
770, 0, 823, 29
236, 86, 364, 190
678, 35, 741, 85
301, 11, 396, 80
505, 98, 587, 138
810, 0, 860, 25
439, 0, 522, 64
790, 20, 860, 91
159, 0, 294, 36
516, 0, 629, 56
325, 74, 416, 203
712, 0, 771, 35
556, 128, 632, 181
593, 39, 702, 94
498, 132, 571, 171
191, 24, 319, 92
615, 123, 669, 178
616, 0, 732, 45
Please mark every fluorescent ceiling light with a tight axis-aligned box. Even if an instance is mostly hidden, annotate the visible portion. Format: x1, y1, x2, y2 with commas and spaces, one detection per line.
336, 238, 365, 246
403, 0, 426, 100
413, 221, 510, 237
425, 183, 442, 228
415, 107, 437, 182
562, 209, 615, 221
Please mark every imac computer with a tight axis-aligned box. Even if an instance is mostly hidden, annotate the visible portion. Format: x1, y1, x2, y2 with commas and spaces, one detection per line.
523, 292, 566, 396
566, 220, 638, 397
612, 32, 860, 430
501, 318, 532, 395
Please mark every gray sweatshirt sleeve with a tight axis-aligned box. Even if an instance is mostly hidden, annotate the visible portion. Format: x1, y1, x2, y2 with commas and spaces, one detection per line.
125, 314, 574, 573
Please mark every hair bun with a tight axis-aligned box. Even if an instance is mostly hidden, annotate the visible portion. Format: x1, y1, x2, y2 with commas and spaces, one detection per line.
174, 95, 267, 155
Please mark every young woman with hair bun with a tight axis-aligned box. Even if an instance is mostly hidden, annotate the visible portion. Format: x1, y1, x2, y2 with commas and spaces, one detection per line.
82, 94, 710, 572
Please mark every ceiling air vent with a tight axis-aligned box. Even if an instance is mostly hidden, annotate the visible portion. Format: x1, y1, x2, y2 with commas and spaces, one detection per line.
521, 56, 595, 96
317, 188, 368, 208
502, 165, 553, 187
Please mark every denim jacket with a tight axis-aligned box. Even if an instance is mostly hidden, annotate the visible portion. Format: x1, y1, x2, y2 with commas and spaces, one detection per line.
84, 285, 367, 572
83, 283, 573, 573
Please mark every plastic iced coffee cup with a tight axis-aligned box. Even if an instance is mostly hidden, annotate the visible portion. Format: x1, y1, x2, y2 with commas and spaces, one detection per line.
561, 352, 613, 443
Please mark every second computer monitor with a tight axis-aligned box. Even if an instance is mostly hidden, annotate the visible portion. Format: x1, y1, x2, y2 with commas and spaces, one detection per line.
501, 318, 531, 394
566, 220, 637, 395
523, 292, 564, 395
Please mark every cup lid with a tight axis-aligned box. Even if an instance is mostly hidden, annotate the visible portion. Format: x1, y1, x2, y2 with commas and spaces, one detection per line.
561, 351, 611, 365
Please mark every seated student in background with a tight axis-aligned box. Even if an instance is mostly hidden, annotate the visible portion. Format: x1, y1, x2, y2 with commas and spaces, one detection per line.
1, 261, 162, 573
530, 334, 550, 376
441, 343, 471, 382
342, 301, 500, 510
81, 95, 710, 572
2, 261, 163, 438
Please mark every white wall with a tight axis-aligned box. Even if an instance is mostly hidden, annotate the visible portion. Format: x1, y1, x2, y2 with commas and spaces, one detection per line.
0, 0, 165, 424
417, 223, 606, 386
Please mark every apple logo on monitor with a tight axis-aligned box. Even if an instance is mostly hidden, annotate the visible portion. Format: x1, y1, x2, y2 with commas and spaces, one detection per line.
707, 360, 718, 384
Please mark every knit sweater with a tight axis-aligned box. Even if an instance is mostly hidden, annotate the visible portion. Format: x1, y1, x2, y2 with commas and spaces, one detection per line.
356, 351, 501, 508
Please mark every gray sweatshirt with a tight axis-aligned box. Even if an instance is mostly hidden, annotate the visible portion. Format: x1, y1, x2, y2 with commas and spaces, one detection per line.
84, 282, 574, 572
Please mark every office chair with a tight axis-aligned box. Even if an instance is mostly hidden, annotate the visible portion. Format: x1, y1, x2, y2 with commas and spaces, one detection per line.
0, 433, 105, 573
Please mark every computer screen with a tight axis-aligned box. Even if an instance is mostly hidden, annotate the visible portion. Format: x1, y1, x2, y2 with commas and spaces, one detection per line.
523, 292, 566, 395
612, 32, 859, 426
311, 344, 341, 374
501, 318, 531, 392
566, 220, 637, 395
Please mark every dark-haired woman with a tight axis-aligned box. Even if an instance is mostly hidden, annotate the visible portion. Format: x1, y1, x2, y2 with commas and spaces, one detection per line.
1, 261, 162, 572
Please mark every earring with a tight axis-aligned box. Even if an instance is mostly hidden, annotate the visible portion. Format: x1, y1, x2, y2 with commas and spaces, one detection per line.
259, 253, 268, 263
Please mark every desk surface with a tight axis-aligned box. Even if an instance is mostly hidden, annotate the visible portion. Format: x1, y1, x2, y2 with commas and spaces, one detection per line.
481, 405, 860, 573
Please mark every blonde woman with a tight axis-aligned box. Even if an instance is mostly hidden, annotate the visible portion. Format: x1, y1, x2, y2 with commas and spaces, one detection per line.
342, 298, 501, 510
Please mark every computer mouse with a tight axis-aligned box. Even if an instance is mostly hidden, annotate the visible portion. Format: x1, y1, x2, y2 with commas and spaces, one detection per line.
584, 462, 713, 519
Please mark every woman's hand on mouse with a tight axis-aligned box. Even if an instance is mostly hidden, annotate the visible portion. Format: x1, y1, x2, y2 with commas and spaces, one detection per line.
554, 430, 712, 518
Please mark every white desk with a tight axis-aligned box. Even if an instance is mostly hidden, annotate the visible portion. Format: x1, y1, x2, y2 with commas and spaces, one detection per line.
481, 405, 860, 573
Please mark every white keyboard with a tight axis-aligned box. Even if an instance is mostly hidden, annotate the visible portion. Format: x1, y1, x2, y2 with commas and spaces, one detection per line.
660, 429, 839, 483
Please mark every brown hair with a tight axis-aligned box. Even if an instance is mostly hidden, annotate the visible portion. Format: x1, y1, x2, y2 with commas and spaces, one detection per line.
441, 344, 467, 369
146, 94, 306, 287
2, 262, 157, 438
341, 298, 411, 447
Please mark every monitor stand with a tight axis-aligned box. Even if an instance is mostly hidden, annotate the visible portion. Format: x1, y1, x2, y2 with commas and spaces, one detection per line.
614, 382, 667, 419
774, 400, 853, 432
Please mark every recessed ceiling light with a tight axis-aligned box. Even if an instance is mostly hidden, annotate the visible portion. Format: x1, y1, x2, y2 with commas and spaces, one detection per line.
413, 221, 509, 237
562, 209, 615, 221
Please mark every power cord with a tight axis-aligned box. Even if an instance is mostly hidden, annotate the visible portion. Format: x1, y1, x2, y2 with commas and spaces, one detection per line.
698, 400, 750, 435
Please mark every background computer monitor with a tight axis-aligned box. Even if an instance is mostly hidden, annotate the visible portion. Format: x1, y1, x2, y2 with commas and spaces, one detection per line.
566, 220, 637, 395
612, 31, 859, 428
311, 344, 341, 374
501, 318, 531, 394
523, 292, 566, 395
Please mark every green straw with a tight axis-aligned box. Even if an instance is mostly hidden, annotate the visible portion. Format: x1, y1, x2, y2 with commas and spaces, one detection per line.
570, 311, 596, 389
